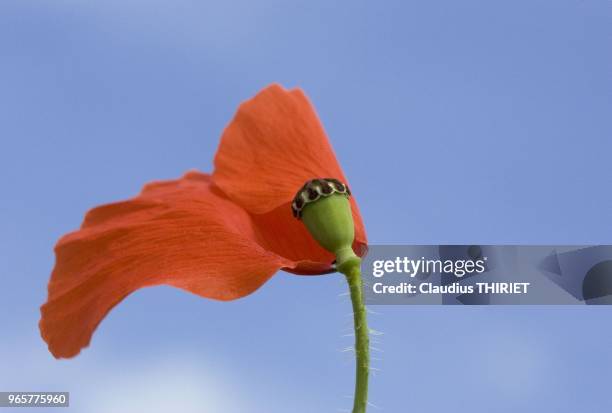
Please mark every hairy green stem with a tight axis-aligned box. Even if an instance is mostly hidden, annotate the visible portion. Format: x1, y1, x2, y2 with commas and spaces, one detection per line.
344, 265, 369, 413
298, 191, 369, 411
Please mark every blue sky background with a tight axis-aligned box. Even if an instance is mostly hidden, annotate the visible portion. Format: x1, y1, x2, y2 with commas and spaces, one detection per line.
1, 1, 612, 412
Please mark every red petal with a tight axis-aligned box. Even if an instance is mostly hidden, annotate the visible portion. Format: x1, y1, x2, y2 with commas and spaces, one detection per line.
212, 84, 368, 249
251, 201, 367, 275
40, 171, 292, 358
213, 84, 346, 212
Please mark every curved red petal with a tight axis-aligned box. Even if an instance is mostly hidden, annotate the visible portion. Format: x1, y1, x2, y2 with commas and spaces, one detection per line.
40, 171, 292, 358
252, 201, 368, 275
213, 84, 350, 213
212, 83, 368, 254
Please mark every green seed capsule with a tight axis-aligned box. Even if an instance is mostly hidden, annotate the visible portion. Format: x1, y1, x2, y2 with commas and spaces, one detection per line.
292, 179, 361, 276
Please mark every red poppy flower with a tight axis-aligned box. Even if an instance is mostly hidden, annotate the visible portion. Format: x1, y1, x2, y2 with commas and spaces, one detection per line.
40, 84, 368, 359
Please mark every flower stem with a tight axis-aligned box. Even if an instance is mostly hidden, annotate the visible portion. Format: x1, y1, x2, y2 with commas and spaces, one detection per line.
344, 264, 369, 413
